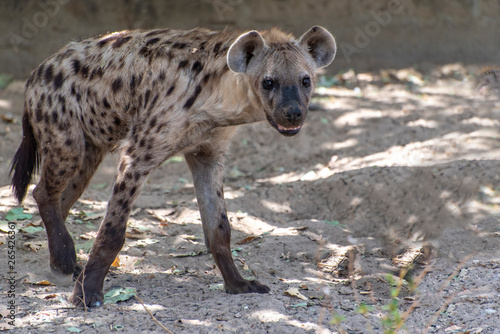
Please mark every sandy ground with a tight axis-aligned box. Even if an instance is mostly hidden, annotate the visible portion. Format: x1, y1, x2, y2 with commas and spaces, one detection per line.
0, 66, 499, 333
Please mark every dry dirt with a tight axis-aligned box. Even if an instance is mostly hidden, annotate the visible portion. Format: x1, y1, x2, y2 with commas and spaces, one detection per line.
0, 66, 499, 333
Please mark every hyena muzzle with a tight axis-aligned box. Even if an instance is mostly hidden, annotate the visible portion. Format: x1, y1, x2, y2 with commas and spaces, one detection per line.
11, 26, 336, 307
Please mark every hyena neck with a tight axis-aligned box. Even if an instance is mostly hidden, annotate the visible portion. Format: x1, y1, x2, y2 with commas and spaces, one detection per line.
196, 68, 267, 128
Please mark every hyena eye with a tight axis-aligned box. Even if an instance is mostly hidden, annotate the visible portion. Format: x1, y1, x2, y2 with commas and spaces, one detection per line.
262, 78, 275, 90
302, 76, 311, 87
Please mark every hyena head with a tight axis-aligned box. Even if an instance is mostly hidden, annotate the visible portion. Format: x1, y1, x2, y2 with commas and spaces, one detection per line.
227, 26, 336, 136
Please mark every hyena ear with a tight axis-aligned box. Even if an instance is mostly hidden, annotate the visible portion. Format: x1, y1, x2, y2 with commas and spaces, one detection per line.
227, 31, 266, 73
298, 26, 337, 68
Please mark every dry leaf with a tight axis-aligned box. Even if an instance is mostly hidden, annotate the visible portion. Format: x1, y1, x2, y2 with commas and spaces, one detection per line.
147, 208, 176, 222
236, 235, 258, 245
170, 250, 203, 258
34, 280, 52, 286
302, 231, 326, 243
79, 231, 98, 240
24, 241, 47, 252
284, 287, 308, 300
126, 228, 146, 239
44, 294, 57, 299
83, 211, 105, 221
111, 255, 120, 268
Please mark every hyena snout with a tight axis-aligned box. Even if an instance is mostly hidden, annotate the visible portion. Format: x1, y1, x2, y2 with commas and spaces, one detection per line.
283, 101, 303, 123
271, 100, 307, 136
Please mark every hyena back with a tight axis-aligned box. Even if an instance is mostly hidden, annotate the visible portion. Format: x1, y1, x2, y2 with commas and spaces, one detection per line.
11, 26, 336, 307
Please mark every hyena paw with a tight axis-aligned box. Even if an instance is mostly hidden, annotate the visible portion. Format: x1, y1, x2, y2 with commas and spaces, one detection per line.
225, 279, 270, 294
49, 237, 77, 276
70, 285, 104, 308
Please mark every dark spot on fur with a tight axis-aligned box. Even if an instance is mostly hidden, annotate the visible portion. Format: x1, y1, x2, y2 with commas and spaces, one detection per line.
166, 85, 175, 96
97, 39, 109, 48
143, 90, 151, 108
72, 59, 81, 74
37, 64, 45, 80
192, 61, 203, 76
183, 85, 202, 109
26, 73, 34, 87
35, 104, 43, 123
53, 72, 64, 90
158, 71, 166, 81
51, 112, 58, 123
89, 67, 104, 80
144, 153, 152, 162
104, 225, 116, 237
113, 117, 121, 126
130, 75, 137, 91
173, 42, 187, 49
96, 67, 104, 77
178, 60, 189, 69
44, 64, 54, 83
103, 98, 111, 109
112, 77, 123, 94
220, 45, 229, 55
213, 42, 222, 54
149, 117, 157, 128
146, 37, 160, 46
134, 172, 141, 182
138, 46, 147, 55
81, 65, 89, 78
129, 186, 137, 197
202, 72, 211, 84
113, 36, 132, 48
148, 95, 158, 110
65, 139, 73, 146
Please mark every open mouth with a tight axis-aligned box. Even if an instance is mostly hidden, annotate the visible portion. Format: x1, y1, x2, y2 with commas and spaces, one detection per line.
277, 124, 302, 135
267, 115, 302, 136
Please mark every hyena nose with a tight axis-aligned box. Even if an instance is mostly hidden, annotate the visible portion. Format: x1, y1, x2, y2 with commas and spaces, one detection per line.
284, 106, 302, 123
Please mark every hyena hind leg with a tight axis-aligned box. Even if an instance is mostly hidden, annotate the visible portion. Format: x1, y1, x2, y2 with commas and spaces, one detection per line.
60, 144, 106, 220
33, 136, 86, 279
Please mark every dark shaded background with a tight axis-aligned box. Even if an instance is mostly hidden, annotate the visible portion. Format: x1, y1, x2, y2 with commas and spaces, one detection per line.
2, 0, 500, 78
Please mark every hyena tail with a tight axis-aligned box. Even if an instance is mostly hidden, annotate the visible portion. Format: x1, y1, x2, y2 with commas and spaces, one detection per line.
10, 112, 39, 203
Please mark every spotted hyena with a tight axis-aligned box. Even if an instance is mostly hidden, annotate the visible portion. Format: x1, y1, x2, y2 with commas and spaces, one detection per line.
11, 26, 336, 307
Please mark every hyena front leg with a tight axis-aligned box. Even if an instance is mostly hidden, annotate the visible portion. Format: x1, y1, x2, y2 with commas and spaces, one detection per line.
70, 142, 169, 307
185, 145, 270, 294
